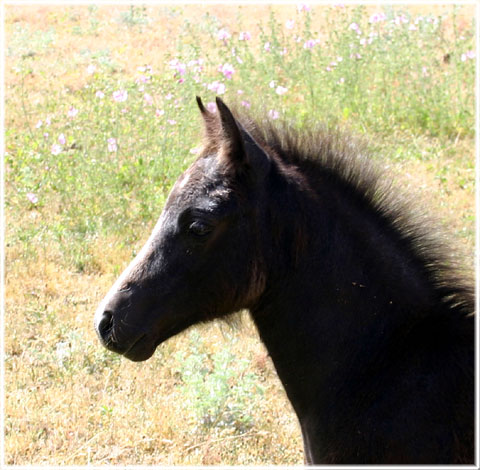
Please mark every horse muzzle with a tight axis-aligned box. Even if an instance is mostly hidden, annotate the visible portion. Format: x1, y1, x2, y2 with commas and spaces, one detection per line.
94, 287, 156, 361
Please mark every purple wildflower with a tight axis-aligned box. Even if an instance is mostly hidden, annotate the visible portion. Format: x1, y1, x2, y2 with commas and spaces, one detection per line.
219, 63, 235, 79
303, 39, 318, 49
51, 144, 62, 155
27, 192, 38, 204
217, 28, 231, 41
239, 31, 251, 41
268, 109, 280, 120
206, 102, 217, 113
369, 12, 386, 23
112, 90, 128, 102
107, 138, 117, 152
297, 3, 311, 12
67, 107, 79, 118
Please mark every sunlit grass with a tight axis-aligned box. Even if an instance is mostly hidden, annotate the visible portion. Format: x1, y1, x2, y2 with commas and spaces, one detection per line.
5, 4, 475, 465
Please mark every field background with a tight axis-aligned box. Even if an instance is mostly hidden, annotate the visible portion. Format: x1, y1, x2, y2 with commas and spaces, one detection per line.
4, 3, 475, 465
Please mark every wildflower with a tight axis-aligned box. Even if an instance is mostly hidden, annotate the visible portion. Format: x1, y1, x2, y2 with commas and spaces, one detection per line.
369, 12, 386, 23
167, 120, 177, 125
95, 90, 105, 99
303, 39, 318, 49
394, 15, 409, 26
297, 3, 311, 12
171, 61, 186, 76
51, 144, 62, 155
155, 109, 165, 117
275, 86, 288, 95
165, 93, 173, 100
286, 19, 295, 30
236, 56, 244, 65
144, 93, 153, 105
326, 66, 332, 72
264, 42, 271, 52
67, 107, 79, 118
241, 100, 251, 108
136, 74, 150, 84
338, 77, 345, 84
206, 102, 217, 113
268, 109, 280, 119
239, 31, 251, 41
280, 48, 288, 56
237, 89, 244, 95
269, 80, 276, 88
461, 50, 475, 61
219, 63, 235, 79
35, 120, 42, 129
27, 192, 38, 204
45, 116, 51, 126
86, 64, 96, 75
107, 138, 117, 152
349, 22, 360, 32
207, 81, 226, 94
112, 90, 128, 102
408, 24, 417, 31
217, 28, 231, 41
58, 133, 66, 145
43, 132, 49, 139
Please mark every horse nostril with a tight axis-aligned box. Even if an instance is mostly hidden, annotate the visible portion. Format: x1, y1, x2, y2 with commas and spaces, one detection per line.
97, 310, 114, 340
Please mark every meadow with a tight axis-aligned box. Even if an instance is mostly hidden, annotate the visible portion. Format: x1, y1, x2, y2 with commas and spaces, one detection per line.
4, 4, 475, 465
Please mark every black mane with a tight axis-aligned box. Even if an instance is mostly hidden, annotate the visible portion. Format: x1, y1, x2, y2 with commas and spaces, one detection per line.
237, 113, 474, 319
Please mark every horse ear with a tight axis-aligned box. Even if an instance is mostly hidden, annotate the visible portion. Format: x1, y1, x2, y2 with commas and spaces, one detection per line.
215, 97, 271, 180
196, 96, 218, 138
215, 97, 245, 165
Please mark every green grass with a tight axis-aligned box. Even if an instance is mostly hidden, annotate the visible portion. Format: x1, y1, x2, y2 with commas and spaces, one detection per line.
5, 4, 475, 465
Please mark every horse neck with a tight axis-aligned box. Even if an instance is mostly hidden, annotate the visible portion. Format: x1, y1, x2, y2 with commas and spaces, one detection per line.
250, 166, 441, 419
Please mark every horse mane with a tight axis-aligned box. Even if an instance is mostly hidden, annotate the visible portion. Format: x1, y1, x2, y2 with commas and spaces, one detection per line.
230, 109, 474, 319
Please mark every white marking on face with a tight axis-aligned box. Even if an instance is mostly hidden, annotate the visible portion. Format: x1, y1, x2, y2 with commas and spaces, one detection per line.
94, 206, 171, 330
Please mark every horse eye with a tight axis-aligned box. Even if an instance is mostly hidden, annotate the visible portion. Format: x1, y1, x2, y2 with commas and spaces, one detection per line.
188, 220, 212, 237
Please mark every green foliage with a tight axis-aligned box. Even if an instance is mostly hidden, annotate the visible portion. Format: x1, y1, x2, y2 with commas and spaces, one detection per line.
7, 6, 474, 271
176, 331, 263, 433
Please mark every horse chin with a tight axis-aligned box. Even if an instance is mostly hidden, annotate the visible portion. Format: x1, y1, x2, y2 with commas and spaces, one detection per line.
123, 344, 156, 362
121, 335, 156, 362
122, 318, 191, 362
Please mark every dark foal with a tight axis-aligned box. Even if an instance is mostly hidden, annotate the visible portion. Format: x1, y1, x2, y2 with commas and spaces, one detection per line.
95, 97, 474, 464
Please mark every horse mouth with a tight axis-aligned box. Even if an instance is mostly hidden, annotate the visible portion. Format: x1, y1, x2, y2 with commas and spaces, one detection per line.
122, 334, 156, 362
121, 320, 188, 362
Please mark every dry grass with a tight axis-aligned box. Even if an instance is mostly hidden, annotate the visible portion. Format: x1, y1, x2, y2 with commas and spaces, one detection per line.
4, 4, 475, 466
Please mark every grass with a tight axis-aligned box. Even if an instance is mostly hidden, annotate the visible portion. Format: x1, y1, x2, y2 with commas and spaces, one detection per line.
4, 4, 475, 465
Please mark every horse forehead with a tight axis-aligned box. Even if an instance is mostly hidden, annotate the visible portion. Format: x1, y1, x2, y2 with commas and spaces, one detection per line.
168, 155, 225, 206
